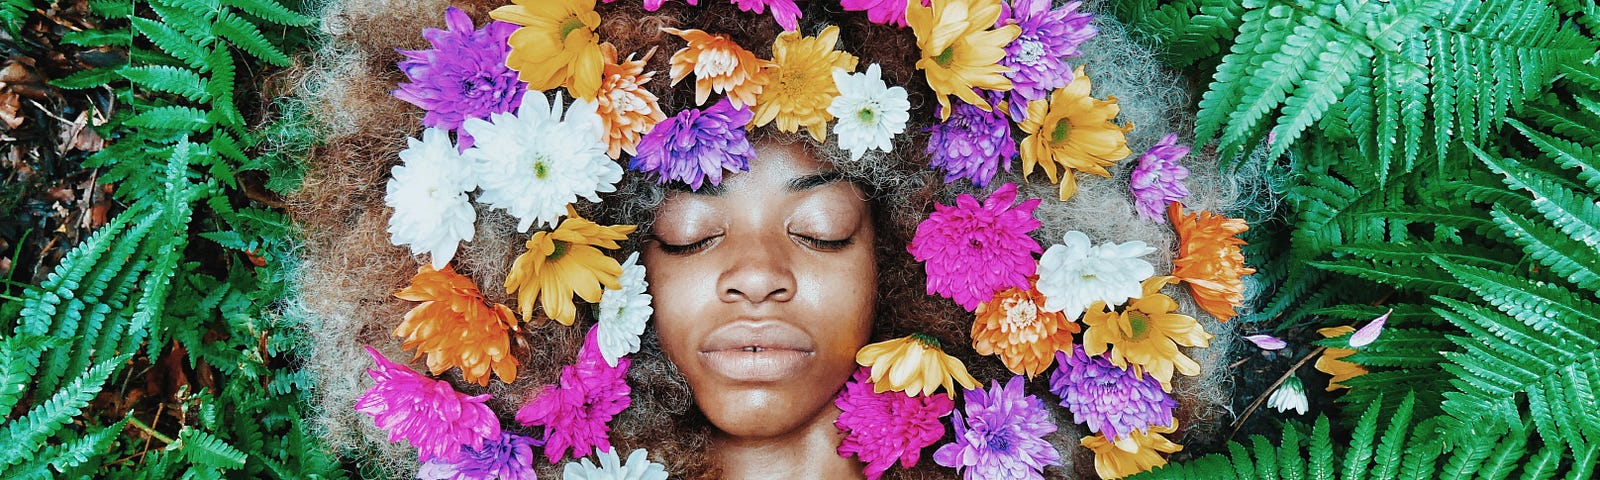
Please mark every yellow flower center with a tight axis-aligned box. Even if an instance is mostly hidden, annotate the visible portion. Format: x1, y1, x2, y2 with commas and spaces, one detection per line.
910, 332, 942, 349
548, 240, 570, 261
560, 14, 587, 39
934, 46, 955, 66
1001, 297, 1038, 333
1049, 118, 1072, 145
856, 107, 877, 125
529, 152, 551, 179
1127, 311, 1151, 340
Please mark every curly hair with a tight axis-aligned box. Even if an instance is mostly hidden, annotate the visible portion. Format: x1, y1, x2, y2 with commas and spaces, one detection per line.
284, 1, 1253, 478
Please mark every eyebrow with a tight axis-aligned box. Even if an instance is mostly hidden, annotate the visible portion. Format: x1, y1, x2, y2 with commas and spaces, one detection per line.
668, 181, 726, 196
787, 171, 847, 192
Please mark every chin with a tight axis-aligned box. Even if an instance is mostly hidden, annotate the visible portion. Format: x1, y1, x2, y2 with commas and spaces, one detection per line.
697, 385, 841, 440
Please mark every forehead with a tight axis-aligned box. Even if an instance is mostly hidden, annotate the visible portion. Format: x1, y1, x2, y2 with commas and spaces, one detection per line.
673, 140, 848, 198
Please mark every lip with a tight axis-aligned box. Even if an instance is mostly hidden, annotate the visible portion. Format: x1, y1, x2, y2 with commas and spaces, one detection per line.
699, 320, 816, 382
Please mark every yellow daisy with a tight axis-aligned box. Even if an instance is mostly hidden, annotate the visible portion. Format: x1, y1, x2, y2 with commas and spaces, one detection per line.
752, 26, 859, 142
492, 0, 605, 100
1080, 421, 1184, 479
1315, 326, 1369, 390
505, 208, 636, 325
906, 0, 1019, 119
394, 264, 521, 386
856, 333, 979, 398
1081, 276, 1214, 391
1018, 66, 1134, 200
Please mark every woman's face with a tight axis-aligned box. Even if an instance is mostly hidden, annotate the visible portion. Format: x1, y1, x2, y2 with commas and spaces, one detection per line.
643, 140, 876, 440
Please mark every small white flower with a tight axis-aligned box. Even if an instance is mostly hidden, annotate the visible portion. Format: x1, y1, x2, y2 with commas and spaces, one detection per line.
563, 448, 668, 480
384, 127, 476, 270
1035, 231, 1156, 316
463, 92, 622, 232
826, 64, 910, 160
1268, 376, 1309, 415
597, 252, 652, 367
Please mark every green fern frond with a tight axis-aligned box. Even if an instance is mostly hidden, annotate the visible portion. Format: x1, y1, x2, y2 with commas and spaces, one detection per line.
119, 65, 210, 102
125, 105, 211, 132
130, 16, 209, 69
1438, 260, 1600, 343
177, 428, 248, 470
1472, 144, 1600, 251
41, 418, 127, 474
222, 0, 313, 26
1343, 329, 1451, 368
0, 354, 130, 470
213, 10, 290, 66
1490, 207, 1600, 294
1308, 257, 1464, 296
1506, 117, 1600, 191
0, 335, 62, 417
0, 0, 31, 36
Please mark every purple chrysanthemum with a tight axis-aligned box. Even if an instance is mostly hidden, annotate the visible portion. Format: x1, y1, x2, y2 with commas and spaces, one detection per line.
515, 326, 632, 464
1049, 346, 1177, 441
355, 346, 499, 462
927, 102, 1018, 187
631, 98, 756, 191
996, 0, 1097, 121
908, 183, 1043, 311
417, 432, 540, 480
1129, 133, 1192, 223
840, 0, 931, 27
835, 367, 955, 480
932, 376, 1062, 480
393, 7, 525, 149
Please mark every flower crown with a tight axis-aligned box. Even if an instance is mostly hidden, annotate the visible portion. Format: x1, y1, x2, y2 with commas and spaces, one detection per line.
361, 1, 1255, 479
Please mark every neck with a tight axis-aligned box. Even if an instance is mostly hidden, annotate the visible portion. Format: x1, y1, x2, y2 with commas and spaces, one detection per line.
712, 406, 864, 480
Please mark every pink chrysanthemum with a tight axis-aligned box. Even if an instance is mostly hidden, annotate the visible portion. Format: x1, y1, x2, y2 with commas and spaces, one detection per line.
728, 0, 803, 31
840, 0, 931, 27
515, 326, 632, 463
908, 183, 1044, 311
835, 367, 955, 480
355, 346, 499, 462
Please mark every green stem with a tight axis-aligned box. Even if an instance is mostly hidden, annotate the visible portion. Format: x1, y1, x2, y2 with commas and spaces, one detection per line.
125, 415, 175, 444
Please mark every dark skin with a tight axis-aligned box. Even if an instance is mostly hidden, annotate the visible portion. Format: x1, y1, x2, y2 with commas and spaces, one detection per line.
643, 140, 875, 479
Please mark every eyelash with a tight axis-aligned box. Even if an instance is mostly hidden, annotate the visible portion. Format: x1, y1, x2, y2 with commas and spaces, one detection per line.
654, 235, 853, 254
797, 235, 853, 251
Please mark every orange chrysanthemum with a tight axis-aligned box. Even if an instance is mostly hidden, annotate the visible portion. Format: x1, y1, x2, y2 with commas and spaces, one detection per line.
751, 26, 858, 142
663, 28, 776, 108
492, 0, 605, 100
1080, 421, 1183, 479
596, 44, 666, 159
906, 0, 1019, 119
505, 208, 636, 326
1314, 326, 1368, 391
1081, 276, 1213, 392
1169, 202, 1255, 322
971, 276, 1080, 378
394, 264, 521, 386
1019, 66, 1133, 200
856, 334, 980, 398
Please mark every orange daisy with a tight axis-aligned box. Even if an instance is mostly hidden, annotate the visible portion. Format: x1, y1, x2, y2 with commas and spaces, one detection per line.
1081, 276, 1213, 391
505, 207, 637, 325
1169, 202, 1255, 322
906, 0, 1019, 119
597, 44, 666, 159
1018, 66, 1133, 200
751, 26, 859, 142
971, 276, 1080, 378
492, 0, 605, 99
394, 264, 521, 386
1314, 326, 1368, 390
663, 27, 776, 108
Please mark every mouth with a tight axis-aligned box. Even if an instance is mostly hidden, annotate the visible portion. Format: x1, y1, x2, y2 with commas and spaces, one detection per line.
698, 321, 817, 382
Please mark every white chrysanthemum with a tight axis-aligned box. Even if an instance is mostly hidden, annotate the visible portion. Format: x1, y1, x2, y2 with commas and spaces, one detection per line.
384, 127, 476, 270
1268, 376, 1309, 415
562, 448, 667, 480
463, 92, 622, 232
826, 64, 910, 160
596, 252, 652, 367
1036, 230, 1156, 316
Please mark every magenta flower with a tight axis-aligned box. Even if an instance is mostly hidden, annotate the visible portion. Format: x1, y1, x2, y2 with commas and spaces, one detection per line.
728, 0, 802, 30
835, 367, 955, 480
393, 7, 525, 149
1244, 334, 1287, 350
927, 102, 1017, 187
1349, 308, 1392, 347
515, 326, 632, 463
417, 433, 540, 480
1129, 133, 1192, 223
840, 0, 931, 27
933, 376, 1061, 479
631, 98, 756, 191
627, 0, 699, 10
1048, 346, 1176, 441
355, 346, 499, 462
996, 0, 1097, 121
908, 183, 1042, 311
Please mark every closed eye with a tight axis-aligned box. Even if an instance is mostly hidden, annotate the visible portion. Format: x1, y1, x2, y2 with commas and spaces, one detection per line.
655, 236, 718, 255
795, 235, 852, 252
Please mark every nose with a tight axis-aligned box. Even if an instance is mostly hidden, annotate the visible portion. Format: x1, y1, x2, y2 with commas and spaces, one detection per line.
717, 236, 796, 304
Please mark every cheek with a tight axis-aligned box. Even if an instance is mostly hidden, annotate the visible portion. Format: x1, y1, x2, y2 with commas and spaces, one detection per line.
641, 257, 706, 360
805, 249, 877, 353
